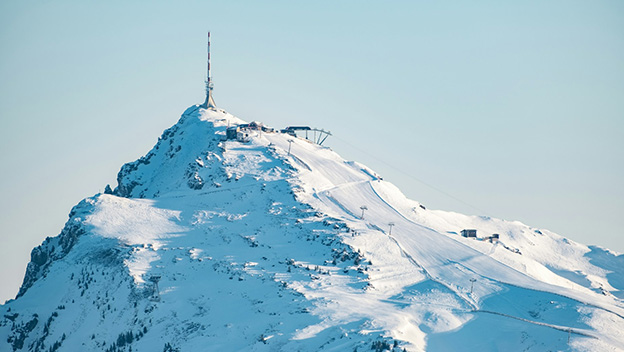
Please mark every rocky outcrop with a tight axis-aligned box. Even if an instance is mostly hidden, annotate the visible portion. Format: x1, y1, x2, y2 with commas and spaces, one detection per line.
16, 200, 92, 298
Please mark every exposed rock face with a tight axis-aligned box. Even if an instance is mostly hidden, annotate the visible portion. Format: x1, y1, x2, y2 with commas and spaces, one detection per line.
2, 106, 624, 352
17, 200, 91, 298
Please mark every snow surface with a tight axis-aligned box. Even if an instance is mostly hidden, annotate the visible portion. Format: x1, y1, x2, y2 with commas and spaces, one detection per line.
1, 106, 623, 352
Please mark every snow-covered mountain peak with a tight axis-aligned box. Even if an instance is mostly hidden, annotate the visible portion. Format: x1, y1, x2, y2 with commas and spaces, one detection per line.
2, 105, 623, 352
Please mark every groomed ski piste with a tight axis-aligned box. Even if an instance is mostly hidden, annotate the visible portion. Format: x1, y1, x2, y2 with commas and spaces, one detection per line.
2, 106, 623, 352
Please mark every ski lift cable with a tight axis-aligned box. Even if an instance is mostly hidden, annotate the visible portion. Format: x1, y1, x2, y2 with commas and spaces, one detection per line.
332, 135, 489, 215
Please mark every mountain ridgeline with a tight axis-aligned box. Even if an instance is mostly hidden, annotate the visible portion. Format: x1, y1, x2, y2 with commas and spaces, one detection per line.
2, 106, 623, 352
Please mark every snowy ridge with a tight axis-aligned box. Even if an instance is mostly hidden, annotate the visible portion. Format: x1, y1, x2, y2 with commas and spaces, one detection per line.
1, 106, 623, 352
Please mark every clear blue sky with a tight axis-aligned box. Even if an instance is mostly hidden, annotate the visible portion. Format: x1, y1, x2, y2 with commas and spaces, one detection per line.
1, 0, 623, 303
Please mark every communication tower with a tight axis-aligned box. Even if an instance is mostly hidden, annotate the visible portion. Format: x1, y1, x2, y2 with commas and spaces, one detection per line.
202, 32, 217, 109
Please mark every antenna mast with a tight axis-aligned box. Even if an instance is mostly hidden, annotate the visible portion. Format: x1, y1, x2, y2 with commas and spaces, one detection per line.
202, 31, 216, 109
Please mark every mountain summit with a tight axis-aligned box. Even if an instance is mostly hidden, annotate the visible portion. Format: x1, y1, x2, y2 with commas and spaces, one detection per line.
2, 106, 623, 351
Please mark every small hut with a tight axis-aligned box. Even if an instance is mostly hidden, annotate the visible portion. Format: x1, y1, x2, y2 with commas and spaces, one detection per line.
461, 229, 477, 238
226, 126, 239, 140
237, 129, 252, 143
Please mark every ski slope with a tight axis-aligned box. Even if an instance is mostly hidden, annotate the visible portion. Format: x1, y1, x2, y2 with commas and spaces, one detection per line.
1, 106, 623, 352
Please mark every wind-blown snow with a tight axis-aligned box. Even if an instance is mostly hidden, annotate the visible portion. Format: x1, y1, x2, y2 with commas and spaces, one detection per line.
1, 106, 623, 352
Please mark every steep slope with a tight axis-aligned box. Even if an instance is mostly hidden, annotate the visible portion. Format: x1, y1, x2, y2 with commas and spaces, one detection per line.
1, 106, 623, 352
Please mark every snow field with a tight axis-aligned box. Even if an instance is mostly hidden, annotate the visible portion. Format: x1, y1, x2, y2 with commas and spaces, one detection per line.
2, 106, 623, 352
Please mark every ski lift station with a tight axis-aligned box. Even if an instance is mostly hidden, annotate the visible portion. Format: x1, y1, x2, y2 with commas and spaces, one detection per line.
281, 126, 332, 145
486, 233, 500, 242
225, 123, 331, 145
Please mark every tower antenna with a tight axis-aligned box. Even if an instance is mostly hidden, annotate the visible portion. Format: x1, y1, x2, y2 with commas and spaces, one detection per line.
202, 31, 217, 109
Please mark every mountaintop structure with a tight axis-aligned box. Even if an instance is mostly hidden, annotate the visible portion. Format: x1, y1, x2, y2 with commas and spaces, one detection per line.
201, 32, 216, 110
